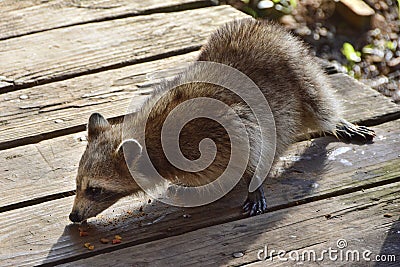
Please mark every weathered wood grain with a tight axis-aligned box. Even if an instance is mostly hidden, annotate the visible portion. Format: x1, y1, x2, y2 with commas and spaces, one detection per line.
2, 2, 399, 266
0, 131, 86, 210
0, 0, 216, 40
0, 5, 246, 92
0, 119, 399, 266
1, 110, 399, 210
0, 52, 198, 150
62, 182, 400, 267
331, 73, 400, 125
1, 108, 399, 210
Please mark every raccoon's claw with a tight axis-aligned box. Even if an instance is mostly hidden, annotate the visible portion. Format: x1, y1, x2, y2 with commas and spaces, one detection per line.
243, 186, 267, 217
336, 122, 375, 142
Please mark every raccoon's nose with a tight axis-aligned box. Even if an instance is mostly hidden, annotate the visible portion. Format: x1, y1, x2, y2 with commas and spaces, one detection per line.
69, 211, 83, 223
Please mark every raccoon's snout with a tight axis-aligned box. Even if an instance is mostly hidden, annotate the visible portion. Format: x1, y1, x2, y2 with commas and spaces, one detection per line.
69, 211, 83, 223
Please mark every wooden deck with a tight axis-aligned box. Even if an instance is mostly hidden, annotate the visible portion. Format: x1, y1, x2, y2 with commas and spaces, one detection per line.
1, 1, 399, 266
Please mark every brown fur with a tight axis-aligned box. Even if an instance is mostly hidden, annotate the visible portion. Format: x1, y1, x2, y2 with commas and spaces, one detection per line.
69, 19, 369, 222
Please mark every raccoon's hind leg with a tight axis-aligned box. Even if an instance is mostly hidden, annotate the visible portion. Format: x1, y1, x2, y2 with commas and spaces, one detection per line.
334, 119, 375, 142
243, 185, 267, 217
300, 87, 375, 142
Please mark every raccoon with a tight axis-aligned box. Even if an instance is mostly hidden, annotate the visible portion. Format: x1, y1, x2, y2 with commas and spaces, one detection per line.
69, 18, 375, 223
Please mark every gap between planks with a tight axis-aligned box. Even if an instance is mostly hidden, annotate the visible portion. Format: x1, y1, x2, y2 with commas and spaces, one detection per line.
0, 0, 217, 41
0, 119, 399, 266
61, 181, 400, 267
0, 3, 397, 266
0, 5, 246, 94
0, 52, 200, 151
1, 51, 399, 151
1, 69, 400, 210
1, 4, 399, 150
1, 172, 398, 266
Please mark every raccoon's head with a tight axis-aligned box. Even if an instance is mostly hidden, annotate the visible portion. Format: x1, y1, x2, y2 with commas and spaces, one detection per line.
69, 113, 143, 223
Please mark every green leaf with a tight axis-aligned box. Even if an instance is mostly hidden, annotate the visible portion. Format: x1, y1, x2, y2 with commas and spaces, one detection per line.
341, 42, 361, 63
386, 41, 396, 51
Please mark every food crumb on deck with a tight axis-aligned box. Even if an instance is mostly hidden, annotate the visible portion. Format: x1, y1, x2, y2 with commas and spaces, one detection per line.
100, 238, 110, 244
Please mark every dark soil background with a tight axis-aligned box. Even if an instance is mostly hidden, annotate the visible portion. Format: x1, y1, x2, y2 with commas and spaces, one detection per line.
222, 0, 400, 103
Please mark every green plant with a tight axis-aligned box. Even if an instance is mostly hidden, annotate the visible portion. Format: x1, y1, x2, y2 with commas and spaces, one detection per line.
341, 42, 362, 77
341, 42, 361, 62
385, 41, 396, 51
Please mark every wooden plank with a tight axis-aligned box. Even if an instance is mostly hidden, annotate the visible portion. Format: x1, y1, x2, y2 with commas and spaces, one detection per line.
0, 52, 197, 210
0, 5, 246, 93
1, 110, 399, 210
0, 131, 86, 210
1, 112, 400, 210
62, 182, 400, 267
0, 0, 216, 40
1, 60, 399, 150
0, 119, 399, 266
331, 73, 400, 125
0, 52, 198, 150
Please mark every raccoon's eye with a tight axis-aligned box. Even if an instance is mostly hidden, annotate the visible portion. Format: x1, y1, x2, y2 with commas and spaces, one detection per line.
86, 186, 102, 196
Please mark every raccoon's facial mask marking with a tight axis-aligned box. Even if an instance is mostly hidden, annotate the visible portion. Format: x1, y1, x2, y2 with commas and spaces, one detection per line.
83, 184, 125, 202
69, 113, 144, 223
84, 186, 103, 201
70, 180, 125, 223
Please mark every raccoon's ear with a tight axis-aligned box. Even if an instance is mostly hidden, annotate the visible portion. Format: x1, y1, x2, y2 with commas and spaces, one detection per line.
116, 139, 143, 164
88, 113, 110, 140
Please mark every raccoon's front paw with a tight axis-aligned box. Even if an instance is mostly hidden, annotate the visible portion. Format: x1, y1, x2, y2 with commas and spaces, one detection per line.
243, 186, 267, 217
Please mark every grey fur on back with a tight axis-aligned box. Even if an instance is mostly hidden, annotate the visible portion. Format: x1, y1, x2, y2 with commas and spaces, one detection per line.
197, 18, 341, 156
127, 18, 342, 187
